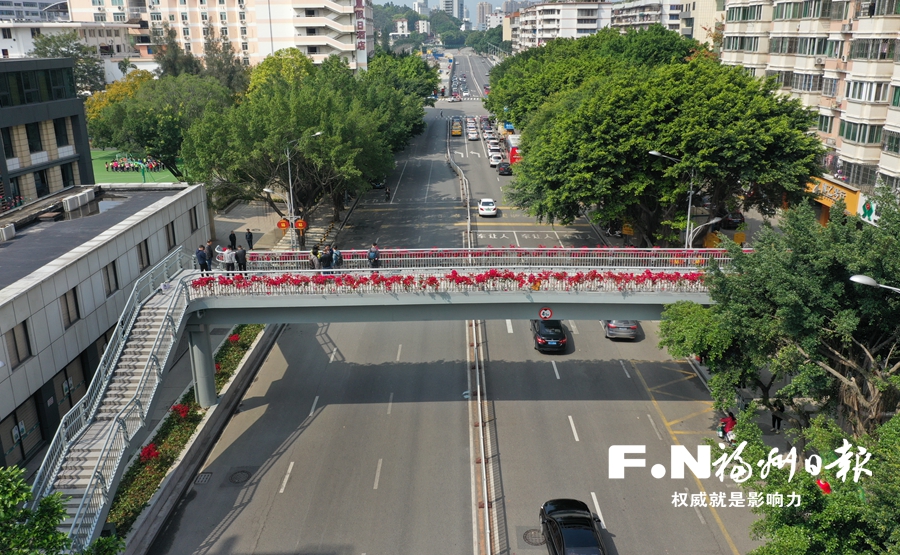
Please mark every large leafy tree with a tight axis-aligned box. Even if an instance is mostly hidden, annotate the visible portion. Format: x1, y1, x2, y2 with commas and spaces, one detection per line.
201, 25, 249, 94
659, 191, 900, 438
85, 69, 154, 124
505, 57, 823, 246
92, 74, 232, 179
28, 31, 105, 93
247, 48, 315, 96
153, 24, 203, 77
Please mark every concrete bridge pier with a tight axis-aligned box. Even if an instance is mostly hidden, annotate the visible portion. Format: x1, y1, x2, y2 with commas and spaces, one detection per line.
187, 323, 218, 408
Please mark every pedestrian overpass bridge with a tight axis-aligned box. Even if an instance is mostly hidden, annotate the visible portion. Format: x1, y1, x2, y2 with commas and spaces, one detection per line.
30, 246, 731, 550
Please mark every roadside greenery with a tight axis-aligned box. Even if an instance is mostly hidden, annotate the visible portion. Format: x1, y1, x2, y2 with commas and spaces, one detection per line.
104, 324, 264, 537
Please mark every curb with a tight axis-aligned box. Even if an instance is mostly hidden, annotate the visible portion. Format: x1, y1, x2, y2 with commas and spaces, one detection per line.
686, 356, 711, 393
123, 323, 285, 555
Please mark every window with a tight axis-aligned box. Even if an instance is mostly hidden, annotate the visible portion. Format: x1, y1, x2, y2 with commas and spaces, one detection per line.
138, 239, 150, 271
883, 129, 900, 154
308, 46, 318, 54
1, 28, 11, 39
34, 169, 49, 197
21, 71, 40, 104
60, 288, 80, 328
182, 27, 190, 37
25, 122, 42, 153
94, 13, 107, 21
185, 43, 192, 52
822, 78, 838, 97
201, 11, 208, 21
54, 118, 69, 147
305, 8, 315, 16
240, 26, 247, 35
850, 38, 894, 60
845, 81, 890, 102
724, 35, 760, 52
181, 11, 187, 20
219, 10, 227, 20
202, 26, 210, 35
189, 206, 199, 231
30, 27, 40, 37
241, 41, 248, 51
817, 114, 834, 133
306, 27, 317, 35
102, 261, 118, 296
892, 85, 900, 107
239, 11, 245, 20
165, 221, 176, 250
220, 26, 228, 36
4, 321, 31, 369
839, 120, 883, 143
2, 127, 13, 159
114, 12, 125, 21
791, 73, 823, 92
242, 57, 249, 66
577, 8, 597, 16
60, 162, 75, 187
151, 12, 161, 20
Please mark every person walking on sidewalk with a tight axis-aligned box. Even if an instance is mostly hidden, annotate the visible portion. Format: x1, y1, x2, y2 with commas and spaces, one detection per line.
245, 229, 254, 250
770, 399, 785, 434
385, 187, 391, 202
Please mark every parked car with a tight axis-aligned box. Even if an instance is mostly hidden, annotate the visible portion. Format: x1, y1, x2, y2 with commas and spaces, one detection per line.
720, 211, 745, 229
602, 320, 638, 340
489, 153, 503, 167
478, 198, 497, 217
531, 320, 567, 352
497, 162, 512, 176
540, 499, 608, 555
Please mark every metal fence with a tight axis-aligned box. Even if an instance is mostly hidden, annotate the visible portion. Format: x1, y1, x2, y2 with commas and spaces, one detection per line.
213, 247, 737, 273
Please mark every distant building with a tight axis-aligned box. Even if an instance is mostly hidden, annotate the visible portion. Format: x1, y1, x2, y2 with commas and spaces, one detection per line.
487, 10, 504, 29
442, 0, 463, 20
0, 58, 94, 205
0, 0, 69, 23
611, 0, 682, 33
413, 1, 429, 14
416, 20, 431, 35
516, 2, 612, 52
477, 2, 492, 30
503, 11, 520, 44
502, 0, 521, 14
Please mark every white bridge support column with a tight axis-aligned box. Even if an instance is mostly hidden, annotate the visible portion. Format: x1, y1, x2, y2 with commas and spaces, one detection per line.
187, 323, 218, 408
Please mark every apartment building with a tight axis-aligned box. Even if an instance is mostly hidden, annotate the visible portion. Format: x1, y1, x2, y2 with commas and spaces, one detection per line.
0, 0, 69, 22
416, 19, 431, 34
721, 0, 899, 207
611, 0, 684, 32
503, 10, 520, 43
477, 1, 493, 29
442, 0, 463, 20
0, 58, 94, 208
66, 0, 375, 71
516, 1, 612, 52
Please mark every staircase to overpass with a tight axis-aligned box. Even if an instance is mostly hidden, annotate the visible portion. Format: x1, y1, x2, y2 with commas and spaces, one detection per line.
29, 246, 733, 550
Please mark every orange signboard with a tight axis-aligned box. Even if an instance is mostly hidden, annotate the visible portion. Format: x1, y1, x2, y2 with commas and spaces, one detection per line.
295, 220, 308, 230
277, 219, 290, 230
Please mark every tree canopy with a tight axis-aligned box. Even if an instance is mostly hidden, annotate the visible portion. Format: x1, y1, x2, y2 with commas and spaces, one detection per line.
153, 24, 203, 78
201, 26, 249, 93
27, 31, 105, 93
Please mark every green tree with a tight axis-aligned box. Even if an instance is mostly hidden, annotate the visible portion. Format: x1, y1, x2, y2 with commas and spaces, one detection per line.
117, 57, 137, 76
505, 58, 822, 246
27, 31, 105, 93
85, 69, 154, 124
201, 24, 249, 93
247, 48, 315, 96
153, 24, 203, 77
659, 191, 900, 438
93, 73, 232, 178
0, 466, 70, 554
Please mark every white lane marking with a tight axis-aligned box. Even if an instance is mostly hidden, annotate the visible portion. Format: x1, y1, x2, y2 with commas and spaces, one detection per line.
390, 160, 408, 202
279, 461, 294, 493
619, 360, 631, 378
647, 414, 663, 441
387, 392, 393, 415
330, 347, 337, 363
569, 321, 580, 335
373, 458, 383, 489
590, 491, 607, 530
513, 230, 520, 247
396, 344, 402, 361
506, 319, 514, 333
568, 415, 580, 442
309, 396, 319, 417
554, 230, 565, 247
424, 159, 435, 201
552, 360, 560, 380
466, 320, 479, 555
687, 487, 707, 524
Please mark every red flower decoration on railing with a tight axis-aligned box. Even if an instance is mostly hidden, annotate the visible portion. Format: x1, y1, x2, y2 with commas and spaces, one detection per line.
140, 443, 160, 463
171, 403, 191, 418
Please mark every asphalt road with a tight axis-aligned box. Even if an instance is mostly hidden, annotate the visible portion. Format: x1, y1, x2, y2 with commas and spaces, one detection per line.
149, 51, 763, 555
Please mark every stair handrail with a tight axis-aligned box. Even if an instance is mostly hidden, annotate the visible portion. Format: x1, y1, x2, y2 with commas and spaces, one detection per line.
30, 248, 192, 507
66, 263, 192, 550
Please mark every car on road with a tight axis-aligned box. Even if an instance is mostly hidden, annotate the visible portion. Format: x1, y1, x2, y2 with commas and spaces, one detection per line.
369, 179, 385, 189
540, 499, 608, 555
483, 132, 495, 141
531, 320, 567, 352
497, 162, 512, 175
447, 96, 462, 102
478, 198, 497, 217
489, 153, 503, 167
467, 131, 479, 141
602, 319, 639, 340
463, 90, 470, 96
719, 211, 745, 229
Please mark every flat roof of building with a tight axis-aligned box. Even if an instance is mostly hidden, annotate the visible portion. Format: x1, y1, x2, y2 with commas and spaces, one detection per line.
0, 187, 180, 290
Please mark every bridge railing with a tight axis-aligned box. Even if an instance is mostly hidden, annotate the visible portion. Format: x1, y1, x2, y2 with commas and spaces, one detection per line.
232, 247, 737, 272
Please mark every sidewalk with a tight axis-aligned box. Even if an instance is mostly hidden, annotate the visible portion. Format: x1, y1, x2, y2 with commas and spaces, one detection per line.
210, 200, 343, 253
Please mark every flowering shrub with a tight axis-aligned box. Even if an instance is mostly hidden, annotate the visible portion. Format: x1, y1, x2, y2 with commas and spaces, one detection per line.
228, 333, 240, 343
171, 404, 191, 419
139, 443, 160, 463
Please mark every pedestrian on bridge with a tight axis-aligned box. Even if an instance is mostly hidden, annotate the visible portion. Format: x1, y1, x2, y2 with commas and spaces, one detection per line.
196, 245, 210, 275
205, 240, 216, 271
223, 247, 236, 273
368, 243, 379, 268
235, 245, 247, 275
228, 230, 237, 250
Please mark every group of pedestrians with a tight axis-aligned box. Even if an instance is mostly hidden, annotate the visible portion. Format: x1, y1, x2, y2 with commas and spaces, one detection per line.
104, 157, 164, 172
195, 238, 248, 275
308, 244, 344, 272
229, 229, 255, 251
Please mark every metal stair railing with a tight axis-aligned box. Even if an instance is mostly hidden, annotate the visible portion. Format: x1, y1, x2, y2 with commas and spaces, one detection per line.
67, 265, 191, 550
30, 248, 192, 509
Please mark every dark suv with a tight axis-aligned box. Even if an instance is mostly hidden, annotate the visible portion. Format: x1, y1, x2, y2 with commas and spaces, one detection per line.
497, 162, 513, 176
540, 498, 608, 555
531, 319, 567, 352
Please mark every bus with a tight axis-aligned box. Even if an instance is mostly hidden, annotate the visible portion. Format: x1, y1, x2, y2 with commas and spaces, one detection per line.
506, 134, 522, 163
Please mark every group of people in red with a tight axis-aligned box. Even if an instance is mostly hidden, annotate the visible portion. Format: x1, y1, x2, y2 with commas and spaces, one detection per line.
104, 157, 164, 172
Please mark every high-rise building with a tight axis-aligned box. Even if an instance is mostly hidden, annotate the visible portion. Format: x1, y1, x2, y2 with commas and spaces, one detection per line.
477, 2, 493, 30
516, 2, 612, 51
442, 0, 461, 20
66, 0, 376, 71
502, 0, 520, 14
720, 0, 900, 208
414, 1, 429, 15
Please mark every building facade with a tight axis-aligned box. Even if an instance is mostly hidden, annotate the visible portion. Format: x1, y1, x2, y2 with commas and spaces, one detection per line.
0, 0, 69, 22
66, 0, 375, 71
477, 1, 493, 30
503, 10, 520, 43
0, 58, 94, 208
442, 0, 463, 20
516, 1, 612, 52
416, 19, 431, 34
611, 0, 684, 33
720, 0, 900, 191
0, 185, 209, 467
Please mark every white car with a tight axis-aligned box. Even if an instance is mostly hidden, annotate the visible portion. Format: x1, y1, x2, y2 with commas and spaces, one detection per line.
467, 131, 479, 141
478, 198, 498, 217
463, 90, 470, 96
489, 153, 503, 167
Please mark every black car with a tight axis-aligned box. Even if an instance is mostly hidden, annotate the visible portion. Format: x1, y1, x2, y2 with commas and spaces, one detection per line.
497, 162, 513, 175
531, 319, 567, 352
720, 211, 745, 229
540, 499, 608, 555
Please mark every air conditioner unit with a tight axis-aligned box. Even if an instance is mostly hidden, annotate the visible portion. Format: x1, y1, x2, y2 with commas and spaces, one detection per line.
841, 23, 852, 32
97, 6, 103, 10
118, 6, 123, 9
826, 138, 837, 145
241, 34, 247, 39
840, 55, 847, 62
815, 56, 825, 65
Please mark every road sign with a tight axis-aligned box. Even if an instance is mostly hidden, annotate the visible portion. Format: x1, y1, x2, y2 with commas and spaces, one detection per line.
733, 231, 746, 245
539, 307, 553, 320
294, 220, 308, 230
622, 223, 634, 236
277, 219, 290, 230
504, 122, 514, 131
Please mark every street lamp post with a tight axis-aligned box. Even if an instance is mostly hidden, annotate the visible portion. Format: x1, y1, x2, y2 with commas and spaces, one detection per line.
649, 150, 697, 249
850, 275, 900, 294
284, 131, 323, 251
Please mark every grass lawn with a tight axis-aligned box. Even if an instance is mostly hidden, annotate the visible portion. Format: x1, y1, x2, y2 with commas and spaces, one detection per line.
91, 149, 180, 184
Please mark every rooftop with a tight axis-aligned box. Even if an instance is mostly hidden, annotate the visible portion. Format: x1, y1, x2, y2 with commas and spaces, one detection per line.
0, 186, 183, 291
